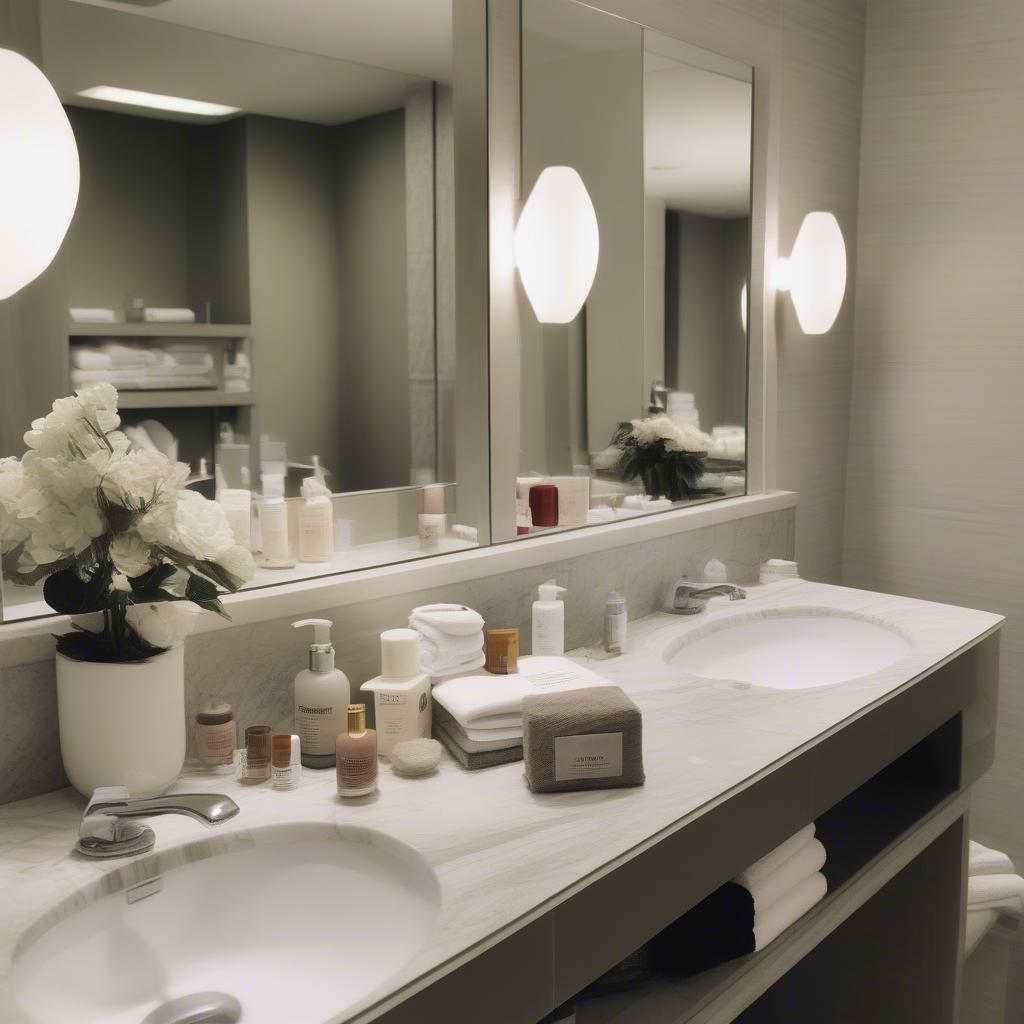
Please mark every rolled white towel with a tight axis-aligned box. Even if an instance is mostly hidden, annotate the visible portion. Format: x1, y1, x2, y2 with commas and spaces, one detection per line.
70, 348, 112, 370
410, 603, 485, 636
736, 824, 817, 889
740, 838, 827, 915
101, 342, 159, 366
753, 871, 827, 950
415, 626, 485, 674
967, 873, 1024, 918
969, 840, 1016, 878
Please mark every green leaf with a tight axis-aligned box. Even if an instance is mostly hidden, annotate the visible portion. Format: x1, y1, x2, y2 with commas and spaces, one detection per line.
129, 563, 177, 601
43, 566, 111, 615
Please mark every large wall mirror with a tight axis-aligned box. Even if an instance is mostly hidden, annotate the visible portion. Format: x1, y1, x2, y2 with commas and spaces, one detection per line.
0, 0, 484, 622
513, 0, 752, 538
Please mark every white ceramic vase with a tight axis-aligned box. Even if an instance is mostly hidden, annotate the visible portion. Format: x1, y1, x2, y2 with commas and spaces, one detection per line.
56, 644, 186, 798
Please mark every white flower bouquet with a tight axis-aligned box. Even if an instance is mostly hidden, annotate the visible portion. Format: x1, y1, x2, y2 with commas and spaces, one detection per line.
0, 384, 254, 662
599, 415, 724, 502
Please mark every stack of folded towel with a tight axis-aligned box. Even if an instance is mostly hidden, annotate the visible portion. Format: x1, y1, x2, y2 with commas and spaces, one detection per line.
966, 840, 1024, 956
408, 604, 486, 681
432, 656, 611, 770
70, 341, 215, 390
652, 823, 827, 975
224, 352, 252, 393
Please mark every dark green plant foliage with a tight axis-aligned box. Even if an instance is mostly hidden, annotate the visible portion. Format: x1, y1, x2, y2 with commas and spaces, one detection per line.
610, 422, 724, 503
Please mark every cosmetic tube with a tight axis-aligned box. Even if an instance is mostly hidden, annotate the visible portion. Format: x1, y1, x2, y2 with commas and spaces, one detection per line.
271, 734, 302, 791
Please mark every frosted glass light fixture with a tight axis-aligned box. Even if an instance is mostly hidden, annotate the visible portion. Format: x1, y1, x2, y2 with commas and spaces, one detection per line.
515, 166, 600, 324
775, 212, 847, 335
740, 282, 748, 333
0, 49, 80, 300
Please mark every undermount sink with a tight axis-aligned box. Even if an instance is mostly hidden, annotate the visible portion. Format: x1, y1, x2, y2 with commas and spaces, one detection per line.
11, 822, 440, 1024
663, 608, 912, 689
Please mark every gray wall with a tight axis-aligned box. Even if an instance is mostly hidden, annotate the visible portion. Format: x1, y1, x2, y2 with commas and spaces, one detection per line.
665, 211, 749, 431
335, 109, 411, 491
0, 505, 794, 805
246, 115, 344, 477
844, 0, 1024, 1015
775, 0, 866, 584
519, 0, 644, 473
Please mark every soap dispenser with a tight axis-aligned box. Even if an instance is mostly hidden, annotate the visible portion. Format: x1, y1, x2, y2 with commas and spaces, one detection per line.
532, 579, 568, 656
361, 629, 432, 758
292, 618, 350, 768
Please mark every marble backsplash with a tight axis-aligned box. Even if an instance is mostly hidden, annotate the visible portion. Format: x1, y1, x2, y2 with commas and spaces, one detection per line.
0, 507, 794, 805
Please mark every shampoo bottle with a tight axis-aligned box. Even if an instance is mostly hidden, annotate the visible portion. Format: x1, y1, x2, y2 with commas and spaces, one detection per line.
532, 579, 567, 655
292, 618, 350, 768
361, 629, 431, 758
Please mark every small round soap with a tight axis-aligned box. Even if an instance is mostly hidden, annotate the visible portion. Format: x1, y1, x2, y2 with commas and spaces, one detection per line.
390, 738, 443, 777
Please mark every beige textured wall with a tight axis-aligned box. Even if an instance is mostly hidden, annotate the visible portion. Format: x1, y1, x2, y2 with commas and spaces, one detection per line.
775, 0, 867, 583
845, 1, 1024, 1015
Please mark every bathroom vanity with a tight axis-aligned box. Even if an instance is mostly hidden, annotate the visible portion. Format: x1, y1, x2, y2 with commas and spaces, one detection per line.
0, 579, 1001, 1024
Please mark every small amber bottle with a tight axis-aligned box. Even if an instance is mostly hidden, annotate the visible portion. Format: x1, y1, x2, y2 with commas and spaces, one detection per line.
485, 628, 519, 674
336, 704, 378, 798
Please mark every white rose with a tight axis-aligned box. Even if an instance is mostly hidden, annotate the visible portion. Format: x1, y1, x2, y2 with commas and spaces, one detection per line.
126, 601, 200, 648
110, 533, 154, 578
75, 382, 121, 435
0, 458, 30, 549
218, 544, 255, 585
102, 449, 188, 507
170, 490, 236, 561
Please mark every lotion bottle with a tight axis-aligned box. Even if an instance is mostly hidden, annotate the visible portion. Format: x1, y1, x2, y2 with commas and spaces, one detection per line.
532, 579, 567, 655
298, 469, 334, 563
292, 618, 350, 768
336, 703, 378, 798
361, 629, 431, 758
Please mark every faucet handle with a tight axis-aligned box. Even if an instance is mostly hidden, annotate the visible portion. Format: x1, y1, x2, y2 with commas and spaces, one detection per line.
665, 577, 698, 614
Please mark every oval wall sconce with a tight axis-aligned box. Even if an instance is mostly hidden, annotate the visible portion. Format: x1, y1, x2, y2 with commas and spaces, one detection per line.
775, 211, 847, 335
514, 166, 600, 325
0, 49, 80, 300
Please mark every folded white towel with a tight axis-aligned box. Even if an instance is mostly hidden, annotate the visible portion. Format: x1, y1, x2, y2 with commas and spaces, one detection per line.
965, 908, 999, 957
736, 824, 817, 889
70, 348, 113, 370
101, 342, 160, 367
753, 871, 827, 950
432, 656, 611, 732
70, 307, 118, 323
410, 604, 486, 636
70, 369, 214, 389
143, 307, 195, 322
430, 650, 486, 677
967, 873, 1024, 917
970, 840, 1016, 878
741, 838, 827, 915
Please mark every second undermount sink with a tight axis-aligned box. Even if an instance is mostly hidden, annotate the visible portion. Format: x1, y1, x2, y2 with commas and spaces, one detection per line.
10, 822, 440, 1024
663, 608, 912, 689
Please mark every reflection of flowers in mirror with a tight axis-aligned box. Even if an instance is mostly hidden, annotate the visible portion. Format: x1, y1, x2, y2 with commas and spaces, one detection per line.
0, 383, 254, 663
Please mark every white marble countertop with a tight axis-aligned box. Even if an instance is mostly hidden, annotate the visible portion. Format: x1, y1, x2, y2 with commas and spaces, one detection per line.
0, 579, 1002, 1024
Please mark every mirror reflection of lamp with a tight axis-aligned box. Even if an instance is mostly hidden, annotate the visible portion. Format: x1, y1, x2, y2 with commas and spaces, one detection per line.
514, 166, 599, 325
0, 49, 80, 300
775, 212, 847, 335
740, 282, 748, 333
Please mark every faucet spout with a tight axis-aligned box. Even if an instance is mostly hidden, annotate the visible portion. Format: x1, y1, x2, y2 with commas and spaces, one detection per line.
665, 578, 747, 615
76, 787, 240, 859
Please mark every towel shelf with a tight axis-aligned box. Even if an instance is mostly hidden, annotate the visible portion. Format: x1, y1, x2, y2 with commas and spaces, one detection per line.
68, 322, 253, 338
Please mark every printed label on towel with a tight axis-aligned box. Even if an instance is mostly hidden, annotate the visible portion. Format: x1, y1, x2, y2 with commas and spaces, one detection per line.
554, 733, 622, 781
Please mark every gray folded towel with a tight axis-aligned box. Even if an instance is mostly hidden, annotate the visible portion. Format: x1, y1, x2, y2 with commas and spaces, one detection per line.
433, 720, 523, 770
523, 685, 644, 793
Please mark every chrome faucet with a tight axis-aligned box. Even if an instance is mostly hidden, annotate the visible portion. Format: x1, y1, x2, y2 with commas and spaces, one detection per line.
665, 578, 747, 615
76, 786, 240, 858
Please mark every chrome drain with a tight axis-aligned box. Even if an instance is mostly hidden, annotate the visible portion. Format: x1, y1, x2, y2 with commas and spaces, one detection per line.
141, 992, 242, 1024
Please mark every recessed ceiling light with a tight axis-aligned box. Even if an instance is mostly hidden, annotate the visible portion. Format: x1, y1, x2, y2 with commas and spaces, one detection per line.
75, 86, 240, 119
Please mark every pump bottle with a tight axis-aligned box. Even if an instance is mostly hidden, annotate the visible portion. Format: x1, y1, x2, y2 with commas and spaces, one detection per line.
532, 579, 567, 656
292, 618, 350, 768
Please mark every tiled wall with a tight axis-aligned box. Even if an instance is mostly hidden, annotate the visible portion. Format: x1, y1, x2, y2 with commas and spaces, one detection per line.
0, 507, 794, 806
